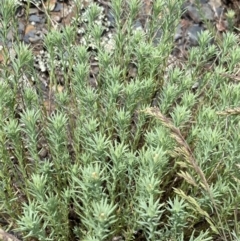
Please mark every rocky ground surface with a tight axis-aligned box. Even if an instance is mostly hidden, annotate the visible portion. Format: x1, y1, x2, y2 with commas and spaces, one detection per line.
0, 0, 240, 240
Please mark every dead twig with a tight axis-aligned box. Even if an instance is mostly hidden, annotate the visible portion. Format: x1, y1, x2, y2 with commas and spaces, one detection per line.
0, 228, 21, 241
220, 73, 240, 82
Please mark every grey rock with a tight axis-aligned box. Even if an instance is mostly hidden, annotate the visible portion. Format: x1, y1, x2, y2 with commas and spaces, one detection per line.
187, 24, 204, 46
29, 15, 41, 23
39, 147, 48, 159
23, 30, 36, 44
23, 36, 30, 44
133, 19, 143, 31
184, 3, 214, 23
7, 29, 14, 41
201, 4, 214, 21
209, 0, 222, 8
215, 7, 224, 18
28, 8, 38, 14
186, 4, 201, 23
18, 22, 25, 40
53, 2, 62, 12
18, 22, 25, 33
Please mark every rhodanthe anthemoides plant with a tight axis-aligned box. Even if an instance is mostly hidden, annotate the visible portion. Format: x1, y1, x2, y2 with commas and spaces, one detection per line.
1, 0, 240, 240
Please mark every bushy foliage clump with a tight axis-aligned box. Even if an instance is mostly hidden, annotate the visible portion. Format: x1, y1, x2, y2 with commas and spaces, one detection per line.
1, 0, 240, 240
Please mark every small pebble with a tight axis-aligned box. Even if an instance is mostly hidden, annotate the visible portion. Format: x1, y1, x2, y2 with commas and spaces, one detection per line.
187, 24, 204, 46
29, 36, 42, 43
133, 19, 143, 31
51, 15, 61, 22
29, 8, 39, 14
29, 15, 41, 23
18, 22, 25, 34
215, 7, 224, 18
209, 0, 222, 8
186, 4, 201, 23
53, 2, 62, 12
7, 29, 14, 41
39, 60, 47, 72
39, 147, 48, 159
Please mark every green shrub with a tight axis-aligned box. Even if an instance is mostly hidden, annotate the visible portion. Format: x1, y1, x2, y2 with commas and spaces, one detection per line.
1, 0, 240, 240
